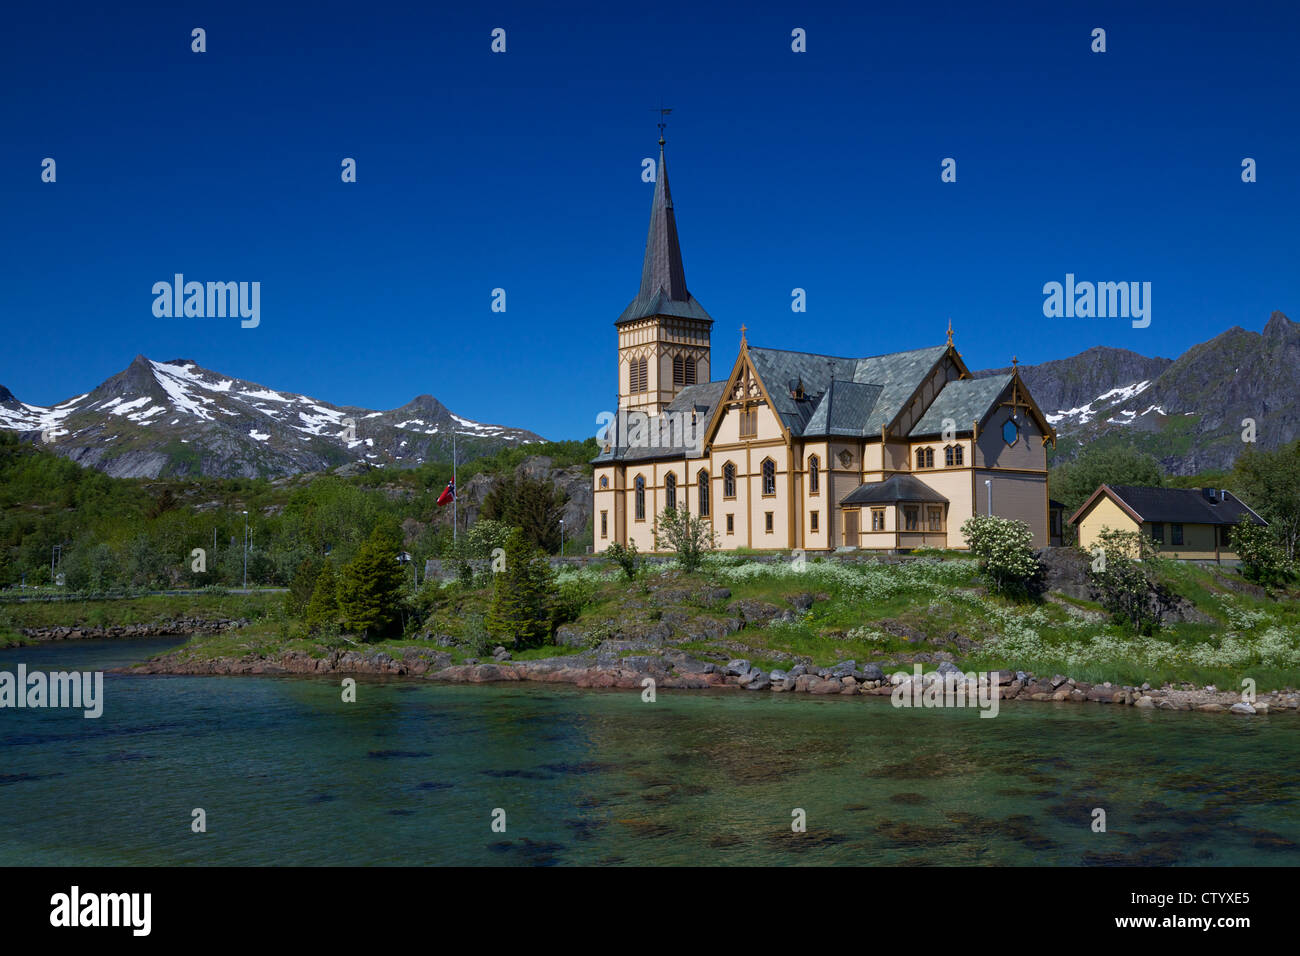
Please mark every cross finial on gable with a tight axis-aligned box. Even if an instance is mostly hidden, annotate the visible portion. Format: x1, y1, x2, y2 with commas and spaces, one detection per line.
1012, 355, 1019, 368
946, 318, 954, 346
740, 324, 747, 345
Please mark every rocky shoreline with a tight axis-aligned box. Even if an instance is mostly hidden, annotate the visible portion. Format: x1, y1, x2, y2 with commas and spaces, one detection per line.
19, 618, 248, 642
124, 644, 1297, 716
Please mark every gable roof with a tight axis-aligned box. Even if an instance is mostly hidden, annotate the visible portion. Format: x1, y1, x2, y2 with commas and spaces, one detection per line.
841, 474, 949, 505
1069, 484, 1267, 528
746, 344, 950, 437
909, 374, 1013, 437
616, 143, 712, 325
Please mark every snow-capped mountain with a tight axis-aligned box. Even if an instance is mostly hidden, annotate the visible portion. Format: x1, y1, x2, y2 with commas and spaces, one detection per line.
976, 311, 1300, 474
0, 355, 543, 479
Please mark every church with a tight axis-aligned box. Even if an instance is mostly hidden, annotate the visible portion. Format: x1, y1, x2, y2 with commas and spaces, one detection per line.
592, 137, 1057, 554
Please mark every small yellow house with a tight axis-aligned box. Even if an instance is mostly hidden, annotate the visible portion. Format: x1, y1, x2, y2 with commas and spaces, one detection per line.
1070, 484, 1267, 562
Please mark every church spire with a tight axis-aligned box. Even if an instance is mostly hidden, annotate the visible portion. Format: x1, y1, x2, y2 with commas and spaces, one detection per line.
616, 136, 711, 325
637, 140, 689, 304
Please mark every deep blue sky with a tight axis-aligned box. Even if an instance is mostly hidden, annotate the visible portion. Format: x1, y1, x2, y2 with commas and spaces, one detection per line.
3, 0, 1296, 440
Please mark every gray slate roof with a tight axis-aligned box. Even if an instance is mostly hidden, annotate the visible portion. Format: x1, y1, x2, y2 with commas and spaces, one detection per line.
1103, 485, 1266, 527
593, 380, 726, 463
909, 374, 1012, 437
841, 474, 950, 505
746, 344, 949, 437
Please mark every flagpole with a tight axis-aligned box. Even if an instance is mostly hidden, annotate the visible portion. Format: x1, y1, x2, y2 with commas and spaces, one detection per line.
453, 429, 458, 545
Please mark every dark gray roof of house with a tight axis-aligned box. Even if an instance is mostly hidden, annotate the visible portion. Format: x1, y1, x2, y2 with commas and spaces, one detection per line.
1105, 485, 1266, 527
910, 374, 1012, 436
616, 144, 713, 325
747, 344, 949, 437
841, 474, 949, 505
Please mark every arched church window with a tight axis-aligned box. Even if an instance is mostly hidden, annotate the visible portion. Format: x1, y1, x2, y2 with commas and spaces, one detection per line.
634, 475, 646, 520
808, 455, 820, 495
761, 458, 776, 496
697, 470, 710, 516
665, 472, 677, 510
723, 462, 737, 499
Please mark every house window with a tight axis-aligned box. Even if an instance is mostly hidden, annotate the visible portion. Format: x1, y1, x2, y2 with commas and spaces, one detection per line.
927, 506, 943, 531
634, 475, 646, 521
665, 472, 677, 510
810, 511, 819, 533
871, 508, 885, 531
1003, 420, 1019, 445
808, 455, 820, 495
915, 447, 934, 469
600, 511, 608, 538
765, 512, 773, 533
725, 514, 734, 534
697, 470, 710, 517
1150, 522, 1164, 544
1171, 523, 1184, 546
761, 458, 776, 496
904, 506, 919, 531
1220, 525, 1232, 547
723, 462, 736, 498
739, 407, 757, 439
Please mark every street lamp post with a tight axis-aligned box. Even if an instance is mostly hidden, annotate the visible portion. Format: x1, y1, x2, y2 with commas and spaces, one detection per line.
984, 480, 992, 517
242, 510, 249, 590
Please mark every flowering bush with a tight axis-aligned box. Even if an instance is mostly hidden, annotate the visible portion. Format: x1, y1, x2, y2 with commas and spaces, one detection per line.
960, 515, 1042, 594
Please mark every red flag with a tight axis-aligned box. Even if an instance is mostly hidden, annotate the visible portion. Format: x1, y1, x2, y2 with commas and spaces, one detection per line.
436, 479, 455, 506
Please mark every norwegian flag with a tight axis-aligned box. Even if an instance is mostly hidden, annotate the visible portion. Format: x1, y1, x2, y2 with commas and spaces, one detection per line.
436, 479, 455, 506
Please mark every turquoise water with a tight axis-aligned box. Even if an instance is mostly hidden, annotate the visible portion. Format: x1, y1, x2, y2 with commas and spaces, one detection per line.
1, 637, 1298, 865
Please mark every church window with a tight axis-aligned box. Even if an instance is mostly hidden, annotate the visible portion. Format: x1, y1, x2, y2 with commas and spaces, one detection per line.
944, 444, 963, 466
915, 447, 934, 469
725, 514, 734, 534
904, 506, 919, 531
808, 455, 820, 495
600, 511, 608, 538
673, 355, 697, 387
723, 462, 736, 499
630, 358, 648, 393
634, 475, 646, 521
697, 470, 710, 517
871, 508, 885, 531
765, 511, 774, 533
810, 511, 819, 533
599, 475, 609, 489
761, 458, 776, 496
1003, 419, 1019, 446
927, 506, 943, 531
665, 472, 677, 510
739, 407, 757, 439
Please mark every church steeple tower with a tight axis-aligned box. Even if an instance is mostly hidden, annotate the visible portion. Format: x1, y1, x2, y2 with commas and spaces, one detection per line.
616, 136, 713, 417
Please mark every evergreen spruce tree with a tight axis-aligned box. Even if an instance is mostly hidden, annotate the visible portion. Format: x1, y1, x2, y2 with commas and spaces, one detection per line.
337, 524, 407, 640
304, 560, 341, 634
485, 528, 554, 649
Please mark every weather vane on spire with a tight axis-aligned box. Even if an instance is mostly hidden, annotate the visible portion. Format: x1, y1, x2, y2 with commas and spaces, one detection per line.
654, 103, 672, 145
